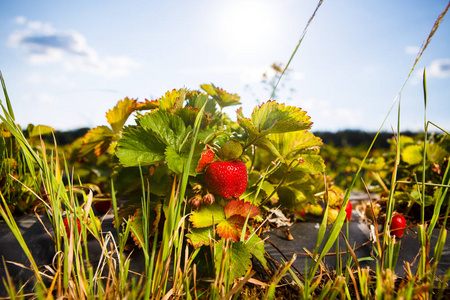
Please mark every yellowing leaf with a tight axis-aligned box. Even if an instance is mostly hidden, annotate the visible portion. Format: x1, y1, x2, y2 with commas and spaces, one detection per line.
159, 89, 185, 113
78, 126, 115, 157
186, 227, 214, 248
120, 204, 161, 248
135, 99, 159, 111
216, 215, 246, 241
401, 144, 423, 165
201, 83, 241, 109
291, 154, 326, 174
190, 203, 225, 228
237, 101, 312, 141
363, 156, 386, 171
106, 98, 138, 134
27, 124, 54, 137
426, 143, 448, 164
263, 130, 322, 162
224, 199, 259, 219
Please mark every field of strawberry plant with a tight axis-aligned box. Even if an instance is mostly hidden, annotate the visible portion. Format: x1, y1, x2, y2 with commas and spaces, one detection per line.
1, 2, 450, 300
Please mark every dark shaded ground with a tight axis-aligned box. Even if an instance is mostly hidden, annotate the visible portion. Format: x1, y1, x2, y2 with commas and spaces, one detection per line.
1, 193, 449, 297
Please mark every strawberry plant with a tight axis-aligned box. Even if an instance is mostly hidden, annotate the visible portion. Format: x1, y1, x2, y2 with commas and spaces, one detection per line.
355, 133, 450, 223
75, 83, 343, 280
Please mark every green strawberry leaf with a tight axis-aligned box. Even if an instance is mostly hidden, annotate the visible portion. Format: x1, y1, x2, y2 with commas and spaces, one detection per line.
214, 239, 252, 279
291, 153, 326, 175
363, 156, 386, 171
186, 227, 214, 248
426, 143, 447, 164
106, 97, 138, 134
176, 106, 209, 129
190, 203, 225, 228
148, 164, 172, 196
27, 124, 54, 137
116, 126, 166, 167
123, 204, 161, 248
165, 146, 184, 174
79, 125, 116, 157
268, 130, 322, 159
185, 92, 217, 116
246, 234, 268, 269
138, 110, 188, 151
277, 182, 315, 210
237, 101, 312, 142
201, 83, 241, 109
165, 143, 202, 175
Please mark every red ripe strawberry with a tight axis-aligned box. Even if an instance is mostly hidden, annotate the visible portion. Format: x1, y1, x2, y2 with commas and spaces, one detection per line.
390, 214, 406, 238
63, 217, 82, 241
93, 200, 112, 215
205, 160, 247, 200
345, 201, 353, 221
196, 150, 215, 173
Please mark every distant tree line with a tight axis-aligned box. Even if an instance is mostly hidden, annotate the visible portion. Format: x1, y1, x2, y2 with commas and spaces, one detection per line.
313, 130, 417, 149
23, 127, 90, 145
29, 127, 419, 149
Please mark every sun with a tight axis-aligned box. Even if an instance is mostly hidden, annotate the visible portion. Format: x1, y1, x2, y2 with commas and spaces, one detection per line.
218, 2, 276, 56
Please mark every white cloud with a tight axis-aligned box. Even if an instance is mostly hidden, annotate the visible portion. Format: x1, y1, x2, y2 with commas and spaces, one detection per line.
8, 18, 139, 79
14, 16, 26, 25
428, 58, 450, 78
289, 97, 364, 130
26, 92, 59, 105
405, 45, 420, 55
26, 72, 77, 87
411, 58, 450, 84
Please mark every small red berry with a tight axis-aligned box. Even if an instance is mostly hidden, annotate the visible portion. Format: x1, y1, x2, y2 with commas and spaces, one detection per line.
297, 209, 306, 217
196, 150, 215, 173
345, 201, 353, 221
63, 217, 82, 241
390, 214, 406, 238
93, 200, 112, 215
205, 160, 247, 200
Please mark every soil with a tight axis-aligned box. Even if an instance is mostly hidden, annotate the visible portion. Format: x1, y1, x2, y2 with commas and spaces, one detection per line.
1, 193, 449, 298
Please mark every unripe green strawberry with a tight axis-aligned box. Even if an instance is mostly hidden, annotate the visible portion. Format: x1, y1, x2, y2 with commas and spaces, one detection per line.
222, 140, 243, 161
326, 189, 343, 208
196, 150, 215, 173
205, 160, 247, 199
327, 207, 340, 225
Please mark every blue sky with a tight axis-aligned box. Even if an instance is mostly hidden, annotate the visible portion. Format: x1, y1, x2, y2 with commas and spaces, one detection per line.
1, 1, 449, 132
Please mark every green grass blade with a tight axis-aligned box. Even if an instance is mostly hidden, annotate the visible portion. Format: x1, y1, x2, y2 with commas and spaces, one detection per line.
270, 0, 323, 99
0, 71, 15, 120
